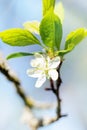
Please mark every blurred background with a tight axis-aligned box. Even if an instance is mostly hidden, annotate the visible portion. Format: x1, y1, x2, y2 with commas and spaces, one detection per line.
0, 0, 87, 130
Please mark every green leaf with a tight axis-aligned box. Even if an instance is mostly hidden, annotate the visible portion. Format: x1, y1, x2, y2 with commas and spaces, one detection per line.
54, 2, 64, 24
42, 0, 55, 16
7, 52, 34, 59
0, 28, 41, 46
65, 28, 87, 52
23, 21, 40, 34
58, 28, 87, 56
40, 8, 62, 50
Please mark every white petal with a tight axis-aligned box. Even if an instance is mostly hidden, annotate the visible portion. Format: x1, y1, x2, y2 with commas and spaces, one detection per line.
37, 58, 46, 68
34, 53, 43, 59
35, 75, 46, 88
27, 69, 43, 78
48, 69, 58, 81
33, 53, 46, 68
48, 56, 60, 69
30, 59, 39, 67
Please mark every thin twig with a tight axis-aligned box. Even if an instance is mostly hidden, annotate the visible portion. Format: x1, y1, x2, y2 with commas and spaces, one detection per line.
56, 60, 67, 119
56, 60, 63, 118
49, 59, 67, 120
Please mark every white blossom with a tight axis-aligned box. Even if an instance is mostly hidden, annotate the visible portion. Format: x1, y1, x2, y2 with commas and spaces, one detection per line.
27, 53, 60, 88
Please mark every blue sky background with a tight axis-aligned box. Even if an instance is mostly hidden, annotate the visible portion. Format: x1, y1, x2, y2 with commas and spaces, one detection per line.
0, 0, 87, 130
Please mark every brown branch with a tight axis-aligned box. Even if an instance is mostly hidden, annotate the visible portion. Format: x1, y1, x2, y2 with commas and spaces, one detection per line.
0, 53, 34, 108
0, 53, 60, 130
21, 106, 58, 130
0, 53, 54, 109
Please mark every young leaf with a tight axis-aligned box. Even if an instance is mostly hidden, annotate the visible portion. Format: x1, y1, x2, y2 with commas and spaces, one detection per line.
7, 52, 34, 60
65, 28, 87, 52
42, 0, 55, 16
23, 21, 40, 34
0, 28, 41, 46
58, 28, 87, 56
40, 8, 62, 50
54, 2, 64, 24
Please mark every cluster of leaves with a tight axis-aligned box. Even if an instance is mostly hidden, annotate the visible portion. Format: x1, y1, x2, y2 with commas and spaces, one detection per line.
0, 0, 87, 59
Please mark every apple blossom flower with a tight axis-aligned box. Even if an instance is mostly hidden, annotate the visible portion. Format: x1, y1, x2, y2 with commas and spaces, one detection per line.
27, 53, 60, 88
